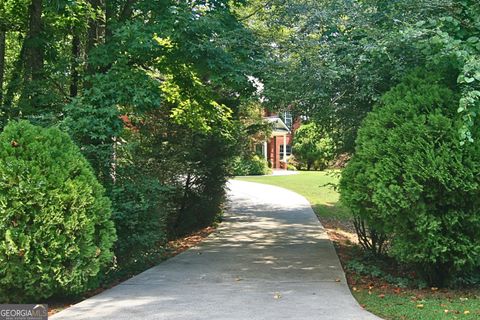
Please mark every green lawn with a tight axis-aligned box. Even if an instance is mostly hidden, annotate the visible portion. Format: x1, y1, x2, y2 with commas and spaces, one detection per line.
354, 290, 480, 320
235, 170, 350, 220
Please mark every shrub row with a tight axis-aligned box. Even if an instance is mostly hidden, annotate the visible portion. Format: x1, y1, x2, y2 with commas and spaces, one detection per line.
231, 154, 270, 176
0, 119, 231, 302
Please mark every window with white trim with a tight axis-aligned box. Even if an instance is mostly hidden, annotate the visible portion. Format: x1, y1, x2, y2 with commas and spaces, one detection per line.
282, 111, 293, 130
280, 144, 292, 160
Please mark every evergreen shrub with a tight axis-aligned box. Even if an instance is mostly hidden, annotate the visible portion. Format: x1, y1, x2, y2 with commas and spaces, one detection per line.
0, 121, 116, 302
340, 74, 480, 285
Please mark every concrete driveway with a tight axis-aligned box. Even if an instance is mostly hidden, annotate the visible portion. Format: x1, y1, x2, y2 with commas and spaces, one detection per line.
52, 180, 381, 320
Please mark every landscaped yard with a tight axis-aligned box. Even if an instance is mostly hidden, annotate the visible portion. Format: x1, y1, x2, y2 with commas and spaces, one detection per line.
236, 170, 348, 219
236, 171, 480, 320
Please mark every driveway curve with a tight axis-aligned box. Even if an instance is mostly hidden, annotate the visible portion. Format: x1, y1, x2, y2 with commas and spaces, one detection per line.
52, 180, 381, 320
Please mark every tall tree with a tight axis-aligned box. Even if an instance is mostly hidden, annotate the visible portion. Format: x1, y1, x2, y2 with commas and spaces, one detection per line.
0, 30, 5, 106
69, 33, 80, 97
23, 0, 43, 81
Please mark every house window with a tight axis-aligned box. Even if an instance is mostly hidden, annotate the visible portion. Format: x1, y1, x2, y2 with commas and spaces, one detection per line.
280, 144, 292, 160
282, 111, 293, 130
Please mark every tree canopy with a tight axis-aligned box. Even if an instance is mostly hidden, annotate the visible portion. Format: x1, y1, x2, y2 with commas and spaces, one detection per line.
241, 0, 480, 152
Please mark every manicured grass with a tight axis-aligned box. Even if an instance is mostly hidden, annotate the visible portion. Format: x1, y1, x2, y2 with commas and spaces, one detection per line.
236, 170, 350, 220
354, 289, 480, 320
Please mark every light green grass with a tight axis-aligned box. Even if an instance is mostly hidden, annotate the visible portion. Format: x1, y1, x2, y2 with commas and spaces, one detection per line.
236, 170, 350, 220
354, 290, 480, 320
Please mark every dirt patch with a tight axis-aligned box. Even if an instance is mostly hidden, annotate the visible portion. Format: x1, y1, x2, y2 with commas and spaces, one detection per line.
166, 226, 216, 256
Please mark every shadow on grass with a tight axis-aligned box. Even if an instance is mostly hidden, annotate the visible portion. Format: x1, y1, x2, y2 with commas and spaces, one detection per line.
312, 202, 351, 220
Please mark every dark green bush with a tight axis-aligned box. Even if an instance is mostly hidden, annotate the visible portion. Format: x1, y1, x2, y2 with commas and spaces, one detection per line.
340, 73, 480, 286
231, 154, 270, 176
170, 134, 231, 236
111, 174, 174, 272
0, 121, 116, 302
292, 123, 335, 171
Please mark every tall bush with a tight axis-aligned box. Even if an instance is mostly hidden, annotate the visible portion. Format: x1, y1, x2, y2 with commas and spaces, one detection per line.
340, 73, 480, 286
293, 123, 335, 170
0, 121, 116, 302
111, 174, 174, 271
109, 136, 176, 272
171, 133, 233, 236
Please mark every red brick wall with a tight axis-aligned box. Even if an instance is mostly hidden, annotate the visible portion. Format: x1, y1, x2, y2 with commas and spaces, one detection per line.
267, 134, 293, 169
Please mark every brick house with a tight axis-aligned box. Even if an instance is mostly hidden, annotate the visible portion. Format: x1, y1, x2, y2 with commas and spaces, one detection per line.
259, 110, 301, 169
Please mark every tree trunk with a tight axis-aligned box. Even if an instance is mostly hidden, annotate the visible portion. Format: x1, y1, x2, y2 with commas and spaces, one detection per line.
24, 0, 44, 81
119, 0, 137, 22
69, 34, 80, 98
0, 30, 5, 106
18, 0, 44, 112
105, 0, 113, 43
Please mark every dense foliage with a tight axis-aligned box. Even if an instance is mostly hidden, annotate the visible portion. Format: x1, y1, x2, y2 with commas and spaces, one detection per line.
340, 73, 480, 286
0, 121, 116, 302
0, 0, 264, 301
231, 154, 270, 176
292, 123, 334, 170
238, 0, 480, 288
242, 0, 480, 151
110, 168, 174, 271
2, 0, 479, 300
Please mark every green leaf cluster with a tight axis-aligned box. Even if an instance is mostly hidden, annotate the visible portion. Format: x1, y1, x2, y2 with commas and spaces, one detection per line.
231, 154, 271, 176
292, 122, 335, 170
0, 121, 116, 302
340, 72, 480, 286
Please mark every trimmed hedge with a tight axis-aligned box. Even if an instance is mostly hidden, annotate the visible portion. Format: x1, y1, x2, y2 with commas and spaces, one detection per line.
0, 121, 116, 302
340, 73, 480, 286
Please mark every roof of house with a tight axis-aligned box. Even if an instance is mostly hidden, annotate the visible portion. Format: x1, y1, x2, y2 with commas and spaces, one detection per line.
264, 116, 290, 136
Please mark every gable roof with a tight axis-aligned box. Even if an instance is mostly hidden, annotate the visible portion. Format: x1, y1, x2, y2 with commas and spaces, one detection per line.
264, 116, 290, 136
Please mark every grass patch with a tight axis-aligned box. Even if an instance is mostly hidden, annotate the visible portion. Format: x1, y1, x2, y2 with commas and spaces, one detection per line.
235, 170, 480, 320
236, 170, 349, 220
354, 289, 480, 320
